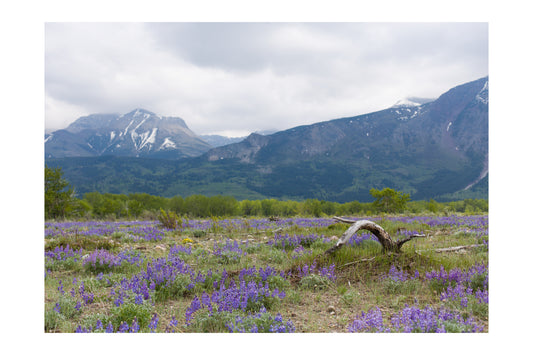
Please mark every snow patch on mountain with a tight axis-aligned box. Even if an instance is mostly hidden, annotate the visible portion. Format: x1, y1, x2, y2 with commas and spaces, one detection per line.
395, 106, 422, 121
122, 120, 134, 137
476, 80, 488, 104
391, 97, 434, 109
393, 98, 421, 108
139, 128, 158, 151
160, 137, 177, 150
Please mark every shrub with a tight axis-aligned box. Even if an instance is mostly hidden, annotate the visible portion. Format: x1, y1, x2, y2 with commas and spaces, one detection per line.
157, 209, 181, 229
192, 230, 207, 238
189, 310, 235, 332
154, 274, 192, 301
299, 274, 332, 290
110, 302, 153, 330
341, 290, 360, 306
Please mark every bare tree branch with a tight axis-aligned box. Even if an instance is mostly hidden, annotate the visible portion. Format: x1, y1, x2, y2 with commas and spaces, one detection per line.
325, 218, 425, 254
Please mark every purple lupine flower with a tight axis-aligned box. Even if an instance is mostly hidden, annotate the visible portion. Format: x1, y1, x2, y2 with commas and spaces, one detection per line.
348, 307, 387, 332
165, 317, 179, 333
134, 294, 144, 305
291, 245, 312, 259
45, 244, 83, 262
105, 322, 114, 333
148, 313, 159, 332
82, 292, 94, 305
213, 239, 246, 262
319, 264, 337, 281
385, 265, 408, 282
130, 318, 140, 333
296, 261, 336, 281
184, 278, 286, 325
475, 289, 489, 304
83, 249, 122, 270
169, 244, 192, 256
75, 325, 92, 333
118, 322, 129, 333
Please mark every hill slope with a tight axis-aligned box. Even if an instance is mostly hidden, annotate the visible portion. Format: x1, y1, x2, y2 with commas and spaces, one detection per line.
47, 77, 488, 202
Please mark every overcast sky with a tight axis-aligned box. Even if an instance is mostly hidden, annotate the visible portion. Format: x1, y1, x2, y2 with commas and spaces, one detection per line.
45, 22, 488, 137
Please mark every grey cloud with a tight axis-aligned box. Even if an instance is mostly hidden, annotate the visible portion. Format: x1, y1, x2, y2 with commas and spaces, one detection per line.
45, 22, 488, 135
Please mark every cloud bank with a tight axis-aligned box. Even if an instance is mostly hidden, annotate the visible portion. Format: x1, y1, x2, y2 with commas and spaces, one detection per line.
45, 22, 488, 136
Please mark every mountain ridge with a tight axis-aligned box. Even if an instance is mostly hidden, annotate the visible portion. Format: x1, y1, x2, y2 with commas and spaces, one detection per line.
46, 77, 488, 202
45, 108, 212, 159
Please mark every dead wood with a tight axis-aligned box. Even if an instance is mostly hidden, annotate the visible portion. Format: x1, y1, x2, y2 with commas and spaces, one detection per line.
433, 244, 485, 253
341, 257, 376, 267
325, 217, 425, 254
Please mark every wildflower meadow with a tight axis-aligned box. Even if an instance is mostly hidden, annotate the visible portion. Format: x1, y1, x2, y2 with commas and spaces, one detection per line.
44, 214, 488, 333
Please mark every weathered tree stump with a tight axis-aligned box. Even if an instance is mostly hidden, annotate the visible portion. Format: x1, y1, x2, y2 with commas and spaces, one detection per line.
325, 217, 425, 254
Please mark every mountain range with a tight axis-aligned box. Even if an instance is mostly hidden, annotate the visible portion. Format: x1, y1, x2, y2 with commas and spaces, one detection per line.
45, 109, 212, 159
45, 77, 488, 202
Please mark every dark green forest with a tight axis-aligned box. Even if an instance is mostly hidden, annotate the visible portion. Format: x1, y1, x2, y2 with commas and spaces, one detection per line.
45, 165, 488, 220
45, 154, 489, 204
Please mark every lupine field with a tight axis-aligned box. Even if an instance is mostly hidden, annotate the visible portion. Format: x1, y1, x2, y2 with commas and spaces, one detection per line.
44, 214, 488, 333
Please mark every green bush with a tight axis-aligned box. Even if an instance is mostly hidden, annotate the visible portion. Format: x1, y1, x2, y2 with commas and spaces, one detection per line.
300, 274, 331, 290
110, 302, 153, 330
154, 274, 191, 301
191, 230, 207, 238
340, 290, 360, 306
265, 275, 290, 291
157, 209, 181, 229
188, 309, 235, 333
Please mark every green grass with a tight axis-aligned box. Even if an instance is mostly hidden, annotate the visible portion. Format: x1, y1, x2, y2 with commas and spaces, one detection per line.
44, 214, 488, 333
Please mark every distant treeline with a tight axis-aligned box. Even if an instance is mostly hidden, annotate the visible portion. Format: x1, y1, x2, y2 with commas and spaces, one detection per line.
59, 191, 487, 220
45, 165, 487, 220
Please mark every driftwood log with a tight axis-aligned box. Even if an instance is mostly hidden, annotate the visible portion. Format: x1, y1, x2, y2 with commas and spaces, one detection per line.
325, 217, 426, 254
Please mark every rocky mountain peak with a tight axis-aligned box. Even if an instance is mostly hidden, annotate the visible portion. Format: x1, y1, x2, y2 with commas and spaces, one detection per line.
45, 109, 211, 159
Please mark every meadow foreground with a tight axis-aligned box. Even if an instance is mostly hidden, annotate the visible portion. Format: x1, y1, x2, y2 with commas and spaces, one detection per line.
44, 215, 488, 333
